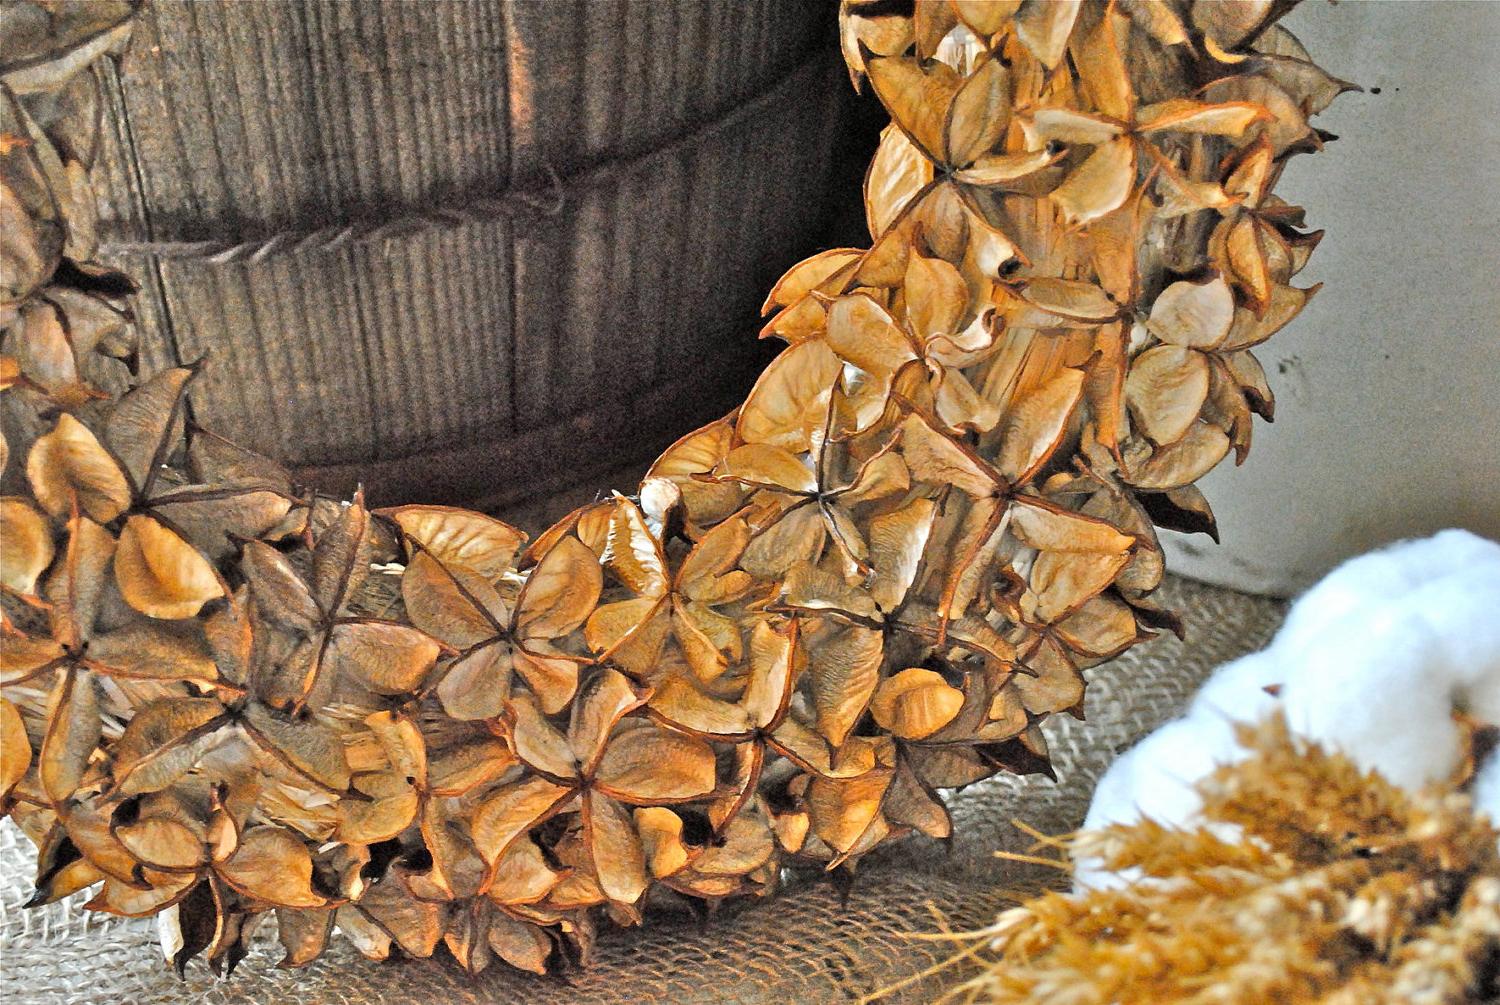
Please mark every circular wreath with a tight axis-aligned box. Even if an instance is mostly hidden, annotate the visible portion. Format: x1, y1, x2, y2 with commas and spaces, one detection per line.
0, 0, 1346, 977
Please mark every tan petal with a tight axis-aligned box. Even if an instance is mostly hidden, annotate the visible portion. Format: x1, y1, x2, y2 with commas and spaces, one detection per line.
649, 674, 751, 738
1071, 4, 1134, 119
825, 293, 915, 378
472, 775, 575, 865
401, 550, 504, 648
568, 667, 645, 774
599, 498, 669, 598
337, 785, 418, 845
1010, 277, 1121, 325
1051, 137, 1136, 227
1136, 99, 1270, 137
1015, 638, 1086, 714
1032, 549, 1132, 622
517, 534, 602, 640
740, 502, 827, 579
86, 871, 196, 918
807, 624, 883, 749
428, 737, 515, 797
865, 125, 935, 238
673, 600, 741, 684
111, 696, 226, 795
241, 701, 351, 792
634, 806, 691, 878
1125, 423, 1232, 490
508, 690, 578, 779
737, 339, 841, 452
867, 497, 937, 614
943, 55, 1010, 167
593, 721, 717, 804
1148, 276, 1236, 348
41, 668, 100, 802
218, 827, 325, 907
1015, 0, 1081, 68
104, 366, 193, 495
807, 769, 892, 857
513, 642, 583, 713
584, 792, 649, 904
778, 560, 880, 623
379, 505, 524, 580
1221, 283, 1316, 351
487, 834, 563, 906
0, 497, 54, 593
899, 412, 1000, 497
995, 366, 1086, 483
115, 515, 224, 620
1126, 345, 1211, 445
1053, 593, 1141, 658
904, 250, 969, 345
325, 620, 441, 695
46, 514, 115, 646
0, 632, 66, 686
677, 516, 752, 603
584, 596, 666, 665
869, 668, 965, 740
308, 496, 371, 616
646, 417, 743, 526
863, 51, 961, 161
716, 443, 817, 495
1021, 107, 1124, 147
435, 642, 511, 721
486, 914, 552, 975
27, 413, 130, 522
241, 540, 320, 631
1009, 498, 1134, 554
953, 147, 1065, 186
742, 618, 799, 732
0, 697, 31, 797
762, 248, 863, 315
116, 816, 206, 871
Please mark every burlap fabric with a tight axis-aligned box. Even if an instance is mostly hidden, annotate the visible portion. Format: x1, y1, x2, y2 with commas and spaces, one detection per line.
0, 575, 1284, 1004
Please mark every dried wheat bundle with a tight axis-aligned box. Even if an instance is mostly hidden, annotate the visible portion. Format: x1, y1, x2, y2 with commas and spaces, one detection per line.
0, 0, 1348, 978
918, 715, 1500, 1005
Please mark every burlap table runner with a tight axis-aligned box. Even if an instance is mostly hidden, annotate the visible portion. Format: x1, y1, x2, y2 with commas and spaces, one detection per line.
0, 575, 1284, 1004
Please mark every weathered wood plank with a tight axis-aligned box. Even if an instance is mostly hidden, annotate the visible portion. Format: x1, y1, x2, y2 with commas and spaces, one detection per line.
94, 0, 852, 506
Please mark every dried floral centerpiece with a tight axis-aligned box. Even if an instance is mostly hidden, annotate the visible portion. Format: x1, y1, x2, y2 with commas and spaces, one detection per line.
0, 0, 1348, 977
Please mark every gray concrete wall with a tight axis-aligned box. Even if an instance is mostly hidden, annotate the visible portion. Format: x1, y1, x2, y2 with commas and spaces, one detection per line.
1164, 0, 1500, 596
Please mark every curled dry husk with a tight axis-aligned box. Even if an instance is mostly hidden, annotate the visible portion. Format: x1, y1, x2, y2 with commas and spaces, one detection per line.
0, 0, 1350, 978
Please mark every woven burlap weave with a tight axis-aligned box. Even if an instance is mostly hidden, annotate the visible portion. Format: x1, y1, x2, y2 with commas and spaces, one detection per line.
0, 575, 1283, 1004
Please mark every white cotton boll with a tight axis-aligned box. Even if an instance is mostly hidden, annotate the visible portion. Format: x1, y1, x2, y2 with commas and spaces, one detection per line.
1271, 530, 1500, 658
1075, 714, 1244, 891
1188, 651, 1285, 723
1280, 606, 1463, 790
1406, 566, 1500, 724
1081, 714, 1243, 834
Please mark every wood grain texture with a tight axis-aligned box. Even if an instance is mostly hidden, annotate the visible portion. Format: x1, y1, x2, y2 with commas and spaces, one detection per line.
93, 0, 852, 509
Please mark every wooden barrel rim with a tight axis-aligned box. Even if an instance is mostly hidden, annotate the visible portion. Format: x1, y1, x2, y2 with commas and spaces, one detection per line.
96, 45, 837, 267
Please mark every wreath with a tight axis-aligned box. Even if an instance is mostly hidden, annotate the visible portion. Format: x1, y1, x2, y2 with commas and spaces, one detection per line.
0, 0, 1346, 977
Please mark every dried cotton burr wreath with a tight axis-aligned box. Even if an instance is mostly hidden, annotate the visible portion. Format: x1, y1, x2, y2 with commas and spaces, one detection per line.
0, 0, 1350, 979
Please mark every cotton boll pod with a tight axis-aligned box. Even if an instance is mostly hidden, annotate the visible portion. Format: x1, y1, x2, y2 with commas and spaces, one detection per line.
1280, 604, 1463, 791
1074, 712, 1245, 891
1273, 530, 1500, 658
1405, 565, 1500, 725
1187, 650, 1283, 723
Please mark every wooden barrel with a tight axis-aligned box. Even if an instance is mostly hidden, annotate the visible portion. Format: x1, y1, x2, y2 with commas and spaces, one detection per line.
92, 0, 854, 511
